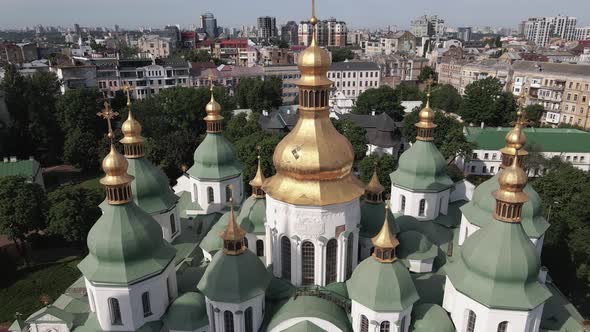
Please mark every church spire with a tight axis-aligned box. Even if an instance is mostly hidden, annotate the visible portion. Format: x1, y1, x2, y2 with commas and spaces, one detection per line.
249, 147, 266, 198
204, 70, 224, 133
97, 100, 134, 205
365, 163, 385, 203
500, 95, 529, 168
493, 150, 528, 223
372, 202, 399, 263
120, 84, 145, 158
415, 77, 436, 141
219, 197, 248, 255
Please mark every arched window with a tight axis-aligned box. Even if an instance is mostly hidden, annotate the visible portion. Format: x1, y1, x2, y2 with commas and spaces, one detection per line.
226, 185, 232, 202
380, 321, 390, 332
497, 321, 508, 332
360, 315, 369, 332
466, 310, 476, 332
400, 195, 406, 214
419, 199, 426, 216
169, 214, 176, 235
325, 239, 337, 284
281, 236, 291, 279
302, 241, 315, 285
224, 311, 234, 332
346, 233, 354, 278
141, 292, 151, 317
245, 307, 253, 332
108, 298, 122, 325
207, 187, 214, 203
256, 239, 264, 257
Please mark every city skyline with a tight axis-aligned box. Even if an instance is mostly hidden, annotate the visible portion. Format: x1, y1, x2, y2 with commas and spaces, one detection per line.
1, 0, 589, 30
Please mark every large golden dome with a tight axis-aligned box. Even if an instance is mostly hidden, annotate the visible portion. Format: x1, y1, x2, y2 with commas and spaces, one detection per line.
262, 4, 364, 206
100, 144, 134, 187
500, 111, 529, 159
120, 110, 144, 145
494, 154, 528, 204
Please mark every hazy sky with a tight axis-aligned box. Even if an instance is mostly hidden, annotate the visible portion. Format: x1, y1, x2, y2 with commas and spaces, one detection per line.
1, 0, 589, 30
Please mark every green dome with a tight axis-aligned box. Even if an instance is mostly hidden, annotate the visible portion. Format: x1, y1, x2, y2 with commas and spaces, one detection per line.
397, 231, 438, 261
410, 303, 455, 332
268, 296, 352, 332
237, 196, 266, 234
78, 203, 176, 284
163, 292, 208, 330
360, 201, 400, 238
188, 133, 242, 180
200, 208, 254, 254
127, 158, 178, 214
347, 257, 419, 311
390, 140, 453, 192
446, 220, 551, 310
198, 249, 271, 303
461, 172, 550, 238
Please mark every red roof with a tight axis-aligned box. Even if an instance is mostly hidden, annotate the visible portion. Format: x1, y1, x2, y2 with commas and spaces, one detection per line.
191, 62, 217, 70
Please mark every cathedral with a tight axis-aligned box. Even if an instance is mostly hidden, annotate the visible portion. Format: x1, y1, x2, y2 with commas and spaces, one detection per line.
13, 3, 585, 332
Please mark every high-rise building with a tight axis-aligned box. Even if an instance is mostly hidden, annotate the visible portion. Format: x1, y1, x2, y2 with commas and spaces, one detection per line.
524, 15, 577, 46
575, 27, 590, 40
200, 12, 218, 38
298, 18, 347, 47
457, 27, 472, 42
257, 16, 278, 41
281, 21, 299, 45
410, 15, 445, 37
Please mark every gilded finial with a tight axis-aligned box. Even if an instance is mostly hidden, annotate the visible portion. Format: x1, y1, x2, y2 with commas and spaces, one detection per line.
123, 83, 132, 107
493, 150, 528, 222
250, 147, 266, 198
371, 201, 399, 263
220, 196, 248, 255
97, 100, 119, 143
415, 76, 436, 141
120, 83, 144, 158
500, 107, 529, 167
204, 69, 223, 133
365, 163, 385, 203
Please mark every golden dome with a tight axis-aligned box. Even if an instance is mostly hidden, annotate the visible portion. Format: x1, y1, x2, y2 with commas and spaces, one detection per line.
296, 8, 332, 87
499, 111, 529, 158
494, 154, 528, 204
415, 93, 437, 141
100, 144, 134, 187
366, 168, 385, 194
120, 109, 144, 145
219, 199, 247, 255
204, 94, 223, 120
249, 155, 266, 189
372, 203, 399, 263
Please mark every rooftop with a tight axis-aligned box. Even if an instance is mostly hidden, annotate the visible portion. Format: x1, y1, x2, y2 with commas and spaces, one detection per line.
329, 61, 380, 71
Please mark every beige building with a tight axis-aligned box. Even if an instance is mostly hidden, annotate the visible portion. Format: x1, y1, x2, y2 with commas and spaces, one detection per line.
137, 35, 172, 58
298, 18, 347, 47
362, 31, 416, 56
437, 59, 512, 95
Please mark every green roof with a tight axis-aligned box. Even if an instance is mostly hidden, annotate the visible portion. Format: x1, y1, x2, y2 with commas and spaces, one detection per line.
464, 127, 590, 153
347, 257, 419, 312
78, 202, 176, 284
283, 321, 327, 332
26, 306, 75, 326
74, 313, 163, 332
163, 292, 208, 330
446, 220, 551, 310
390, 140, 453, 192
188, 133, 242, 180
461, 172, 550, 238
540, 282, 585, 331
197, 249, 271, 303
199, 211, 232, 254
0, 159, 39, 178
127, 157, 178, 214
267, 296, 352, 332
176, 190, 202, 218
397, 231, 438, 261
8, 318, 26, 332
410, 303, 455, 332
237, 195, 266, 234
177, 265, 207, 293
171, 218, 204, 265
359, 200, 400, 238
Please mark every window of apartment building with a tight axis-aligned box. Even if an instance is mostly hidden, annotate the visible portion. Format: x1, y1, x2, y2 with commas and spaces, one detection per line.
576, 83, 580, 90
574, 156, 579, 162
484, 153, 489, 160
353, 73, 356, 78
360, 72, 363, 78
472, 153, 478, 159
360, 81, 363, 87
337, 73, 340, 78
574, 94, 578, 102
566, 156, 571, 161
544, 79, 548, 86
569, 82, 573, 89
565, 105, 569, 111
567, 93, 571, 101
573, 106, 576, 113
492, 153, 497, 160
583, 96, 587, 103
471, 165, 476, 173
581, 107, 585, 114
581, 156, 585, 162
482, 166, 488, 173
585, 84, 589, 91
578, 118, 582, 125
490, 166, 495, 174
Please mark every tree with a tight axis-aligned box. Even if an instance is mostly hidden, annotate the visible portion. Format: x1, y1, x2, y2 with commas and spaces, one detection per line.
145, 130, 200, 181
225, 112, 261, 143
427, 84, 462, 114
47, 186, 102, 249
358, 154, 397, 195
418, 66, 437, 82
234, 131, 284, 195
403, 109, 475, 162
235, 77, 282, 112
62, 128, 102, 171
461, 77, 516, 127
329, 48, 355, 62
354, 86, 405, 121
394, 83, 423, 101
332, 119, 368, 161
524, 104, 544, 127
0, 176, 47, 265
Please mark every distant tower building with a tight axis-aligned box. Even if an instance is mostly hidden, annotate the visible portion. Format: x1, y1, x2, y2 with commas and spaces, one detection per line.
114, 24, 120, 33
200, 12, 218, 38
524, 15, 577, 46
74, 23, 81, 34
281, 21, 299, 45
457, 27, 472, 42
298, 18, 347, 47
257, 16, 278, 41
410, 15, 445, 37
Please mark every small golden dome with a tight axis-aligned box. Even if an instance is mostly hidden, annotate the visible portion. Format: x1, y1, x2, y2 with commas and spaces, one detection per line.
219, 199, 247, 255
203, 92, 224, 122
249, 155, 266, 189
494, 154, 528, 204
366, 168, 385, 194
416, 96, 436, 129
372, 203, 399, 263
120, 110, 144, 145
100, 144, 134, 187
499, 111, 529, 159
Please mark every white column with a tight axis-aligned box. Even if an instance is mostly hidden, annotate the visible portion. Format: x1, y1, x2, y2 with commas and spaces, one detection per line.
294, 239, 302, 286
337, 235, 347, 282
353, 229, 360, 269
235, 310, 244, 332
317, 240, 326, 286
265, 226, 274, 267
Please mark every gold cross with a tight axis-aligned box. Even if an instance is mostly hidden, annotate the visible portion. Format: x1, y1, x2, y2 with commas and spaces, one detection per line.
97, 101, 119, 142
426, 74, 435, 95
207, 69, 215, 91
123, 83, 132, 107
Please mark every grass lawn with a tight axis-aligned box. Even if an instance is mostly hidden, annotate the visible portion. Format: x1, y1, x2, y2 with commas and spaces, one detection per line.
77, 177, 102, 191
0, 257, 82, 325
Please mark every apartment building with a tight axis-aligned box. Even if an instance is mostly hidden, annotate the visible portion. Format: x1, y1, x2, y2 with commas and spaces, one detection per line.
263, 65, 300, 104
298, 18, 347, 47
524, 16, 577, 47
137, 35, 173, 58
575, 27, 590, 41
410, 15, 445, 37
458, 60, 512, 94
257, 16, 278, 41
510, 61, 590, 128
362, 31, 417, 56
327, 61, 381, 100
50, 64, 97, 94
371, 54, 428, 87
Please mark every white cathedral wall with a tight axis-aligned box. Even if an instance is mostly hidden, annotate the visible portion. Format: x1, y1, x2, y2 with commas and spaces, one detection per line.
269, 318, 344, 332
390, 186, 451, 221
29, 322, 69, 332
265, 194, 361, 286
443, 277, 544, 332
205, 294, 264, 332
350, 300, 412, 332
175, 175, 243, 216
85, 263, 177, 331
151, 205, 181, 243
245, 233, 267, 264
406, 257, 434, 273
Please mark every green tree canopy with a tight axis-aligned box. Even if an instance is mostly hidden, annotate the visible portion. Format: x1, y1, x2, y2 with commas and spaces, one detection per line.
329, 48, 355, 62
225, 112, 262, 143
460, 77, 516, 127
418, 66, 437, 81
234, 131, 284, 195
426, 84, 462, 114
332, 118, 368, 161
0, 176, 47, 264
354, 86, 405, 121
47, 186, 102, 248
393, 82, 423, 101
235, 77, 283, 112
358, 154, 397, 195
524, 104, 545, 127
